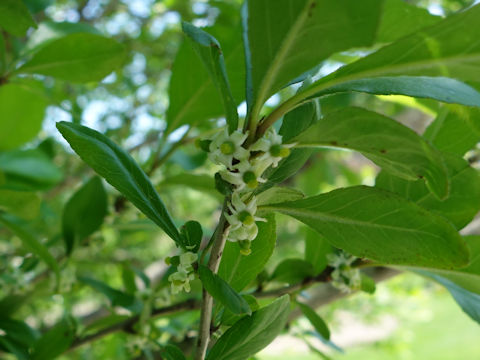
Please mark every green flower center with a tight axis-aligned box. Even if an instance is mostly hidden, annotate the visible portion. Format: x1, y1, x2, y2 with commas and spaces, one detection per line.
220, 141, 236, 155
242, 171, 258, 188
237, 210, 255, 226
270, 144, 290, 158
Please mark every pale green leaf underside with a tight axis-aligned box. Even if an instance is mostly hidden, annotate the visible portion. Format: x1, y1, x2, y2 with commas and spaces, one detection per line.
246, 0, 383, 119
293, 107, 449, 199
297, 4, 480, 109
260, 186, 468, 269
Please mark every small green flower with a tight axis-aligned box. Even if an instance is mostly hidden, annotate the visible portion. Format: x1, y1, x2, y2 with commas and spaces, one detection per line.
208, 129, 249, 168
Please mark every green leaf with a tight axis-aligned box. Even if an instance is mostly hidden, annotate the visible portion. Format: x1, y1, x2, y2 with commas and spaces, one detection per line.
207, 295, 291, 360
376, 0, 440, 43
78, 275, 140, 311
259, 85, 319, 191
0, 214, 60, 282
198, 265, 251, 316
179, 220, 203, 253
256, 187, 304, 206
17, 33, 127, 82
167, 24, 244, 133
182, 22, 239, 133
159, 173, 220, 199
218, 214, 276, 291
244, 0, 383, 120
304, 227, 332, 275
32, 317, 76, 360
403, 236, 480, 295
0, 83, 48, 150
314, 76, 480, 107
420, 271, 480, 325
0, 318, 38, 360
0, 149, 63, 190
271, 258, 315, 285
424, 106, 480, 156
260, 185, 469, 269
297, 302, 330, 340
0, 0, 36, 37
62, 177, 108, 255
375, 155, 480, 230
297, 4, 480, 108
56, 122, 180, 243
221, 295, 259, 326
121, 264, 137, 294
24, 21, 101, 54
360, 274, 376, 294
293, 107, 449, 199
0, 189, 40, 219
161, 344, 187, 360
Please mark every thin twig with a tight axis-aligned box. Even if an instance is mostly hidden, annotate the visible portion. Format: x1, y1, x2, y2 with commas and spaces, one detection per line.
195, 199, 230, 360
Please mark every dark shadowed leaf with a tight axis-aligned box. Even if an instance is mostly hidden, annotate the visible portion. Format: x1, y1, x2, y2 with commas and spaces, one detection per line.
207, 295, 290, 360
78, 276, 140, 311
32, 317, 76, 360
198, 265, 251, 315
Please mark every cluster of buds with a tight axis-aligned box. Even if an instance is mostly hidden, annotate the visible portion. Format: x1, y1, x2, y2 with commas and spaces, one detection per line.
167, 251, 197, 294
207, 128, 294, 254
327, 252, 361, 293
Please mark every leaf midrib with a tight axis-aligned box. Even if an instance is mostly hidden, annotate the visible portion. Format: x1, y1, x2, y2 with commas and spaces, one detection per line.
260, 204, 445, 241
250, 0, 313, 122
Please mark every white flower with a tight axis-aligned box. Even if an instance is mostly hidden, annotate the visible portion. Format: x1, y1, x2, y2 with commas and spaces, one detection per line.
220, 159, 267, 191
168, 270, 195, 294
168, 251, 197, 294
327, 252, 361, 293
225, 192, 266, 243
208, 129, 249, 168
250, 129, 294, 168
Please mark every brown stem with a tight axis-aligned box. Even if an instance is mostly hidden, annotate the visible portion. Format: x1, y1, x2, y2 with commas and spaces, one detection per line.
195, 199, 230, 360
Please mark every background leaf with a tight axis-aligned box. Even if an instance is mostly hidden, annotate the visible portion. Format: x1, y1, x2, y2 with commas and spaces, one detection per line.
0, 0, 36, 37
297, 302, 331, 340
32, 317, 76, 360
62, 176, 108, 255
0, 83, 48, 150
18, 33, 126, 82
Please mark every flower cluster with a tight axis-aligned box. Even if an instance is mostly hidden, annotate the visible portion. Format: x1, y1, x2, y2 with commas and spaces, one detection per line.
167, 251, 197, 294
327, 252, 361, 293
207, 128, 293, 253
